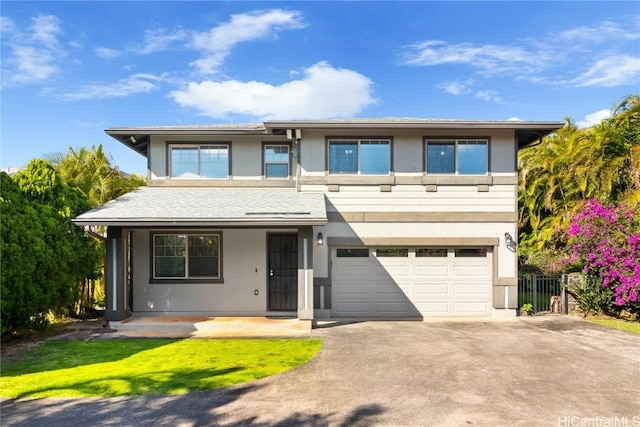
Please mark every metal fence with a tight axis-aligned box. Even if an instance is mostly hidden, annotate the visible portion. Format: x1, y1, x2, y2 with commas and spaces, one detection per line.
518, 274, 564, 314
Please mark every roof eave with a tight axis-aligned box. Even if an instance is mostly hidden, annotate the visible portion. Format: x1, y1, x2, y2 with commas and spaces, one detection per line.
72, 218, 328, 227
105, 127, 271, 157
264, 120, 565, 130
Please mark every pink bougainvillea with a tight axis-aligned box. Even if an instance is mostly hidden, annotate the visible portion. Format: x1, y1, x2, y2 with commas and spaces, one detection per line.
566, 200, 640, 308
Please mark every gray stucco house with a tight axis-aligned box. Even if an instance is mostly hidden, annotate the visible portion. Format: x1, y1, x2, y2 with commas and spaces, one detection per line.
73, 118, 562, 322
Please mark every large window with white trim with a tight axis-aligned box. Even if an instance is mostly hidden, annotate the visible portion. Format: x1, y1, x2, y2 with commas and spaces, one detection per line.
153, 233, 221, 279
329, 139, 391, 175
425, 139, 488, 175
170, 144, 229, 179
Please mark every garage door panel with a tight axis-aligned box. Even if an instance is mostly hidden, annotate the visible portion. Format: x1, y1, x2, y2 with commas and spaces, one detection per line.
334, 302, 372, 316
415, 283, 450, 295
453, 265, 490, 276
332, 247, 491, 317
334, 283, 371, 296
376, 265, 410, 276
375, 302, 414, 315
454, 283, 490, 294
335, 265, 372, 276
375, 283, 410, 296
415, 265, 449, 276
414, 302, 450, 314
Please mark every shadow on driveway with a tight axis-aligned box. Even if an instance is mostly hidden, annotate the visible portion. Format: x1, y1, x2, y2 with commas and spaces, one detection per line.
2, 316, 639, 426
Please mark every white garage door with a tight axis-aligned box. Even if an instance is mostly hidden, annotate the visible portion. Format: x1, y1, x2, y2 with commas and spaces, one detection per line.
332, 247, 492, 317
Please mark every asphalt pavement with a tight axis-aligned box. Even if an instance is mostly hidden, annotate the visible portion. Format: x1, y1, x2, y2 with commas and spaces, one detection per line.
2, 316, 639, 426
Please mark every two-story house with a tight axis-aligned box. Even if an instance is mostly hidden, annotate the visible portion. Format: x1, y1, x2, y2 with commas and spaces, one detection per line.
73, 119, 563, 323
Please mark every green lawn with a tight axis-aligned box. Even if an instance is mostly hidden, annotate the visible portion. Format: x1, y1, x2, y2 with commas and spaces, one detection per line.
0, 338, 322, 398
585, 318, 640, 334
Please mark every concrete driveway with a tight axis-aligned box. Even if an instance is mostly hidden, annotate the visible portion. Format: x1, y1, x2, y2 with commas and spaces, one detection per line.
2, 316, 639, 426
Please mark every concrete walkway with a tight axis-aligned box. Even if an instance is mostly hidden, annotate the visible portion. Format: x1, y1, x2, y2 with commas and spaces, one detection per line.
2, 316, 639, 426
106, 316, 313, 338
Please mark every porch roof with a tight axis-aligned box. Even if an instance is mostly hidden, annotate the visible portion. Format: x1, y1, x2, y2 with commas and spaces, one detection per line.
73, 188, 328, 227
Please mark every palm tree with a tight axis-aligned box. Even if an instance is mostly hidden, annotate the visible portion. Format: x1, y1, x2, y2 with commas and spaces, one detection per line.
46, 144, 145, 208
518, 94, 640, 265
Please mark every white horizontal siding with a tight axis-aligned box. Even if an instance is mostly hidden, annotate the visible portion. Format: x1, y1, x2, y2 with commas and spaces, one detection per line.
302, 185, 516, 212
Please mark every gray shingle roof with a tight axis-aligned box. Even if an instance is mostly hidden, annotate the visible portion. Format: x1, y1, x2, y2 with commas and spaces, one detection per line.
73, 188, 327, 226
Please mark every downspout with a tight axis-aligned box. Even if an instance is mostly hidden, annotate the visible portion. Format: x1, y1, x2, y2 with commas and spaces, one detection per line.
84, 225, 107, 241
288, 129, 302, 193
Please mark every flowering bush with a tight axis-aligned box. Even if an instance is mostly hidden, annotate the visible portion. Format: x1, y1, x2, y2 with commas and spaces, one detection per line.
566, 200, 640, 312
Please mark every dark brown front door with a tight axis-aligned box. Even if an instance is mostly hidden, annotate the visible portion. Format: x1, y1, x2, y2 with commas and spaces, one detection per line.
268, 234, 298, 311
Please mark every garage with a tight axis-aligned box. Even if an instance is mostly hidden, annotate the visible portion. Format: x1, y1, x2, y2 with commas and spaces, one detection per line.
331, 247, 492, 317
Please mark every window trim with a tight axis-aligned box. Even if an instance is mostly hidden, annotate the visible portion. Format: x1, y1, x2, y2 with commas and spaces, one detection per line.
375, 248, 409, 257
150, 231, 224, 283
454, 248, 488, 258
167, 142, 231, 180
326, 136, 393, 175
424, 137, 490, 175
415, 248, 448, 258
262, 142, 292, 179
336, 248, 370, 258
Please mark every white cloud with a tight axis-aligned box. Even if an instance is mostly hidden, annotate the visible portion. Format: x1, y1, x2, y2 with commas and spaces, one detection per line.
474, 90, 506, 104
0, 16, 16, 33
190, 9, 305, 75
2, 14, 67, 85
577, 109, 611, 128
31, 15, 62, 50
135, 28, 188, 54
94, 46, 122, 59
436, 80, 472, 95
170, 62, 375, 119
559, 20, 640, 43
507, 117, 524, 121
59, 73, 167, 100
403, 40, 540, 77
568, 55, 640, 87
403, 18, 640, 91
436, 79, 506, 104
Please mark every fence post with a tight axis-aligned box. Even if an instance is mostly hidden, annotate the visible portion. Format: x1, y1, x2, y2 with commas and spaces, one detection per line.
561, 274, 567, 315
532, 275, 538, 312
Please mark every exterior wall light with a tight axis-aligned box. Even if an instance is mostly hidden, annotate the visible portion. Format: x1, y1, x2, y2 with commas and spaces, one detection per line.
504, 232, 517, 252
317, 232, 324, 245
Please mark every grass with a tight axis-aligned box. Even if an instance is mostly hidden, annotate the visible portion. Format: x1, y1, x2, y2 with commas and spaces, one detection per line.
585, 318, 640, 334
0, 338, 322, 398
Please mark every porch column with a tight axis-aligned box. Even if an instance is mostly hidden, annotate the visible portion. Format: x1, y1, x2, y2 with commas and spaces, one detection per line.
105, 227, 129, 321
297, 227, 314, 320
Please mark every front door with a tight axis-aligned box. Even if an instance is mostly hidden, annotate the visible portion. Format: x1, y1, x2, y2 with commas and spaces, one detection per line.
268, 234, 298, 311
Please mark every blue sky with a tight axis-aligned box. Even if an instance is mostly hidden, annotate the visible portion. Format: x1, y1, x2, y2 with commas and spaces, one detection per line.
1, 1, 639, 175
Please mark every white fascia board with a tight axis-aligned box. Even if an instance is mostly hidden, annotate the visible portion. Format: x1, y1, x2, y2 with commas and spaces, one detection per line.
72, 219, 328, 227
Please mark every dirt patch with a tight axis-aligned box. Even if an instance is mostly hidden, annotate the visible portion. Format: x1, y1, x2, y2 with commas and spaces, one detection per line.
1, 318, 110, 361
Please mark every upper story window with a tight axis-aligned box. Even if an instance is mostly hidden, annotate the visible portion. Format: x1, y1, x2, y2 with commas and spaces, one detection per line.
425, 139, 488, 175
264, 144, 290, 179
329, 139, 391, 175
170, 144, 229, 179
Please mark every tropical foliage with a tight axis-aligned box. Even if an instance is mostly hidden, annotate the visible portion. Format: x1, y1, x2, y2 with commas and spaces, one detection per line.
564, 201, 639, 314
46, 145, 145, 208
1, 146, 145, 340
519, 94, 640, 269
1, 162, 102, 338
518, 94, 640, 316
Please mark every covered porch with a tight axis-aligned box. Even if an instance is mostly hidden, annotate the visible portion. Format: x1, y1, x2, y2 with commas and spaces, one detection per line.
73, 187, 327, 323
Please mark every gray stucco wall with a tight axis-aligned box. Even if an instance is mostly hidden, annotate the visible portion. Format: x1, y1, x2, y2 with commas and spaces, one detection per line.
131, 228, 297, 315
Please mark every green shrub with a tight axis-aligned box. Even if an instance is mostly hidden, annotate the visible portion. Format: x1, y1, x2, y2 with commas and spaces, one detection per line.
565, 275, 614, 316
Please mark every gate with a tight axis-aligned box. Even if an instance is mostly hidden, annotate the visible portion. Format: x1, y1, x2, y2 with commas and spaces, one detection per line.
518, 274, 563, 314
